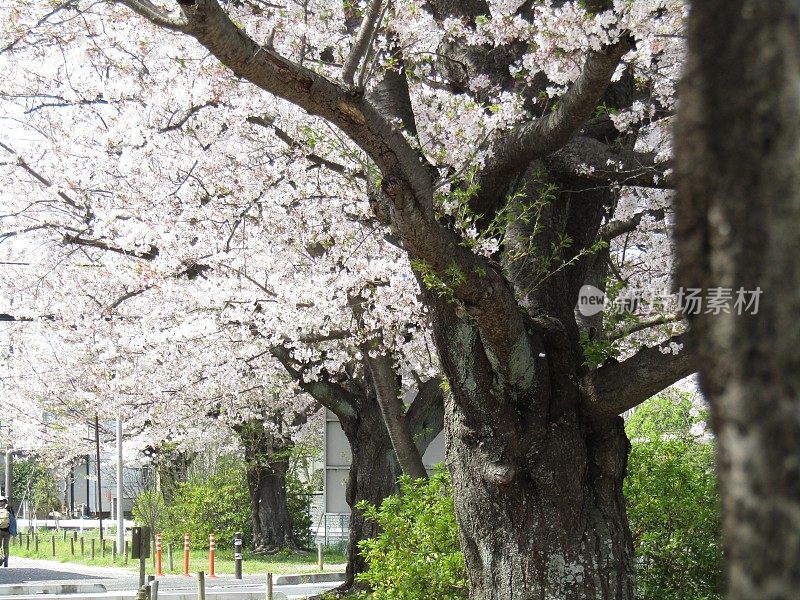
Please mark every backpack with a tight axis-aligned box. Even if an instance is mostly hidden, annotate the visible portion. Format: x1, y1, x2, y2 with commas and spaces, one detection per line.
0, 508, 9, 530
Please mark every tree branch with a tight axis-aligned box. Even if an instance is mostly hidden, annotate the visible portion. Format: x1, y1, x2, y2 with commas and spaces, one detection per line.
600, 207, 668, 241
605, 313, 682, 342
547, 136, 674, 190
582, 331, 694, 420
472, 39, 632, 216
119, 0, 188, 31
246, 115, 364, 179
269, 345, 358, 420
365, 350, 429, 479
62, 234, 160, 261
162, 0, 433, 201
341, 0, 385, 85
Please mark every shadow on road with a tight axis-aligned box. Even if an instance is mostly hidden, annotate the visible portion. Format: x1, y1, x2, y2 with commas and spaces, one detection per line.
0, 567, 108, 584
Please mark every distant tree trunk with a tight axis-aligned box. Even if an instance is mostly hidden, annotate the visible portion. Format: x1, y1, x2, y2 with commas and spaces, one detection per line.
246, 447, 295, 552
269, 346, 445, 591
676, 2, 800, 598
154, 449, 195, 504
338, 395, 400, 589
235, 418, 299, 552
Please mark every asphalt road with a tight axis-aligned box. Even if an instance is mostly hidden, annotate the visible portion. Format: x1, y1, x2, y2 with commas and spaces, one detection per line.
0, 558, 343, 598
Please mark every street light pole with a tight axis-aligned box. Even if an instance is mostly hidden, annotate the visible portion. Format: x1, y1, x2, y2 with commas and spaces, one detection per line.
3, 450, 10, 501
95, 414, 104, 543
116, 418, 124, 553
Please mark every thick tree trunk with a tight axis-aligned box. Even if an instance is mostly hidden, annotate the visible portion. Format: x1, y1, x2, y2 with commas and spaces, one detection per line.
246, 454, 296, 552
447, 398, 634, 599
338, 397, 400, 588
432, 302, 635, 599
676, 3, 800, 598
236, 419, 299, 552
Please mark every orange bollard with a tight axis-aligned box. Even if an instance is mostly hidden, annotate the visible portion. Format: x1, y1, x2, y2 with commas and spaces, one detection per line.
208, 533, 216, 578
156, 533, 164, 576
183, 533, 190, 577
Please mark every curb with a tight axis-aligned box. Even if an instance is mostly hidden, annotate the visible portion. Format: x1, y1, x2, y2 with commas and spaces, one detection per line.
274, 572, 345, 585
0, 583, 108, 595
0, 592, 288, 600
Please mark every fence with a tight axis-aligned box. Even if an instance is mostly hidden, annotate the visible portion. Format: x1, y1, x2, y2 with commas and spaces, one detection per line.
312, 513, 350, 552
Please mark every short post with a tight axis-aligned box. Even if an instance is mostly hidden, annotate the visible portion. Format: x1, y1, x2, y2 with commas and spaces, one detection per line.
113, 540, 117, 562
183, 533, 190, 577
34, 535, 39, 553
155, 533, 163, 576
70, 537, 75, 556
80, 536, 84, 558
125, 540, 130, 563
208, 533, 216, 578
135, 585, 150, 600
197, 571, 206, 600
102, 538, 107, 558
234, 532, 243, 580
150, 579, 159, 600
25, 533, 30, 551
63, 530, 67, 541
266, 572, 273, 600
168, 542, 174, 572
317, 542, 324, 571
132, 526, 151, 589
51, 535, 56, 557
91, 538, 96, 560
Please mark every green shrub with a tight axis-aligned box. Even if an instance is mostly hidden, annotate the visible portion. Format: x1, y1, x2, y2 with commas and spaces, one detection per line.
287, 473, 313, 549
132, 490, 167, 538
356, 469, 467, 600
625, 393, 723, 600
161, 469, 252, 549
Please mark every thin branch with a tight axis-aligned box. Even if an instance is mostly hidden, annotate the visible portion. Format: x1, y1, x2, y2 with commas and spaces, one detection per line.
547, 136, 674, 190
341, 0, 385, 85
606, 313, 682, 342
109, 286, 154, 310
117, 0, 188, 31
246, 115, 365, 179
62, 233, 160, 261
0, 141, 81, 210
600, 207, 668, 241
159, 100, 220, 132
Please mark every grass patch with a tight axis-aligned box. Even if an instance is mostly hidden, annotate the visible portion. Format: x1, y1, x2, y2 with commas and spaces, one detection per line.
9, 529, 347, 575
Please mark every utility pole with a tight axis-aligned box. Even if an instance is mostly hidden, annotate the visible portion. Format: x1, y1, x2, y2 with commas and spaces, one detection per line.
3, 450, 10, 501
116, 418, 124, 554
95, 414, 104, 543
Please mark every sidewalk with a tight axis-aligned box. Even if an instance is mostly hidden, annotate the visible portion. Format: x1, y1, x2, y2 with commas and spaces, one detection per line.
0, 557, 344, 599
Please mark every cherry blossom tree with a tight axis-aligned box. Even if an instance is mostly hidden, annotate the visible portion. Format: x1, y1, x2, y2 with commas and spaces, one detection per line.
0, 1, 695, 597
0, 114, 442, 580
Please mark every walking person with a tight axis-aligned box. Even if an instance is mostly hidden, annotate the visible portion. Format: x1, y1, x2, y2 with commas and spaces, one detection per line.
0, 496, 16, 567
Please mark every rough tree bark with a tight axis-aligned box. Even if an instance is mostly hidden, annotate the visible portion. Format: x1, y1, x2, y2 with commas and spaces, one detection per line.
675, 2, 800, 598
338, 390, 400, 587
234, 417, 299, 552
